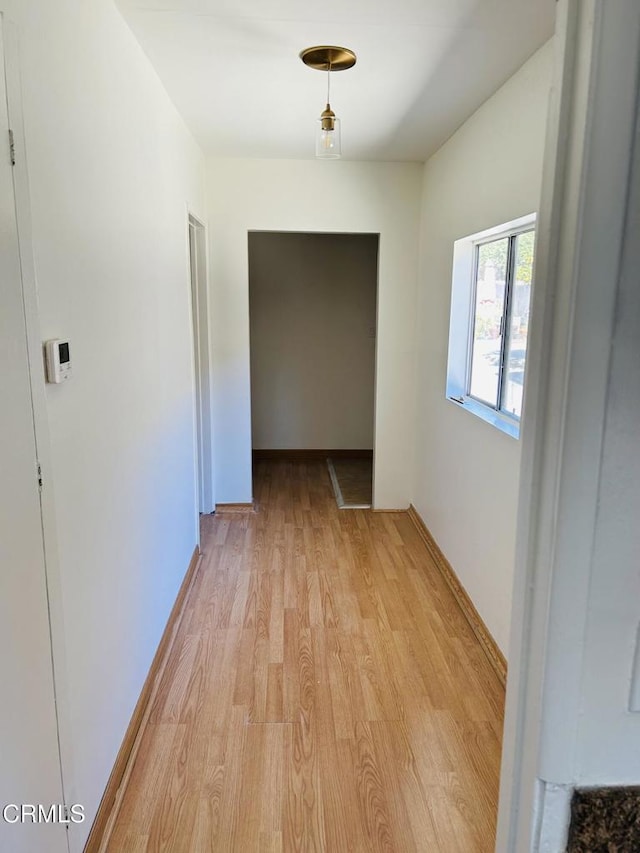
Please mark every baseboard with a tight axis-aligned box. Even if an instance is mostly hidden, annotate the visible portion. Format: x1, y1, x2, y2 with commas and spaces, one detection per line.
253, 448, 373, 462
84, 545, 202, 852
407, 505, 507, 686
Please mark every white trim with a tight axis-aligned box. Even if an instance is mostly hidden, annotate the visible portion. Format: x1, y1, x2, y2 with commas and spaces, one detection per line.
496, 4, 588, 843
497, 0, 640, 850
533, 782, 573, 853
446, 213, 536, 440
2, 15, 75, 852
447, 395, 520, 439
186, 206, 215, 527
461, 214, 537, 246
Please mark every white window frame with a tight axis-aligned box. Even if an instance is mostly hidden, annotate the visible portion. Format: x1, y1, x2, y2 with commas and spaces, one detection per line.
445, 212, 536, 439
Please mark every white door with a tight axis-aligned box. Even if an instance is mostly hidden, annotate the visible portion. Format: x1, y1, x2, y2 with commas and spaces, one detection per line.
0, 20, 68, 853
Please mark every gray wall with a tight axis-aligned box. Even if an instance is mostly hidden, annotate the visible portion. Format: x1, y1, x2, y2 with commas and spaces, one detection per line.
249, 232, 378, 450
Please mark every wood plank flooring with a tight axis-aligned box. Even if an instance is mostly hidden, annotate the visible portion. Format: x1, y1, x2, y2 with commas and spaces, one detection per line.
108, 461, 505, 852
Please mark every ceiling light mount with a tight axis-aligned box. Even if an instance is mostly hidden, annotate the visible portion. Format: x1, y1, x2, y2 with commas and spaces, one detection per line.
301, 45, 356, 159
299, 45, 357, 73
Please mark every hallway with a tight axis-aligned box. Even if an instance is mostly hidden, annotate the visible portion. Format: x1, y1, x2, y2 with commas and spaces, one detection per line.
108, 461, 504, 851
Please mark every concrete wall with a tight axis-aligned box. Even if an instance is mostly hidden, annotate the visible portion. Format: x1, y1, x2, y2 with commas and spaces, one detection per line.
412, 42, 553, 654
206, 158, 422, 509
248, 231, 378, 451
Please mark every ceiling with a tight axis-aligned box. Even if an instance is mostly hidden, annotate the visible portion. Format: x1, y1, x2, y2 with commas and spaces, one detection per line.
116, 0, 556, 162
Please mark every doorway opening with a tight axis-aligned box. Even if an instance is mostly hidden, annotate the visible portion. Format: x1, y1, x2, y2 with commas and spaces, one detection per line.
248, 231, 379, 508
188, 213, 214, 517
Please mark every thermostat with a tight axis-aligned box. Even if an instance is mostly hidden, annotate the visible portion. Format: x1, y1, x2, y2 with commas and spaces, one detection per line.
45, 339, 72, 384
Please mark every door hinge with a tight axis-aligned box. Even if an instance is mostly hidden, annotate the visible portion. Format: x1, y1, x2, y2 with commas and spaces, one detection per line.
8, 129, 15, 166
37, 462, 43, 492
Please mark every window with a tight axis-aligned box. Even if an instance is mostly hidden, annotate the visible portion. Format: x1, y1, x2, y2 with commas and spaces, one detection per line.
446, 214, 536, 439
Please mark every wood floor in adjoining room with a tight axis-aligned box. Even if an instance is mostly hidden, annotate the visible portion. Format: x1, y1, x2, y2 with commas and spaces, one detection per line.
108, 461, 505, 852
328, 457, 373, 508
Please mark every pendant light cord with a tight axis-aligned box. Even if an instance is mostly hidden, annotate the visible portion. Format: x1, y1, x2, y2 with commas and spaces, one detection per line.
326, 63, 331, 105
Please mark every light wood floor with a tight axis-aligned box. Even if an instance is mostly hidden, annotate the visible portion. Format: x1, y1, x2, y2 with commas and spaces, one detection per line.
109, 461, 505, 852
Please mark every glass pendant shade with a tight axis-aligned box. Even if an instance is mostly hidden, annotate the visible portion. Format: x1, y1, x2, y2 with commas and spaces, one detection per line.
300, 46, 355, 160
316, 116, 341, 159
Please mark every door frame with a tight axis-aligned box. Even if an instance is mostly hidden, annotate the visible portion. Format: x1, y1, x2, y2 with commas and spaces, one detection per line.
496, 0, 640, 848
187, 209, 215, 524
1, 12, 77, 850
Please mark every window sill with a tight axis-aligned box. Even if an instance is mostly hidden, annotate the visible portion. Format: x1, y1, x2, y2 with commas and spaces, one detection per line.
446, 394, 520, 439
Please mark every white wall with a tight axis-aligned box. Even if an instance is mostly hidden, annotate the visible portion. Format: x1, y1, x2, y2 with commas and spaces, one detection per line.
4, 0, 205, 847
412, 43, 553, 654
535, 0, 640, 788
207, 159, 422, 508
575, 107, 640, 783
496, 5, 640, 848
249, 232, 378, 450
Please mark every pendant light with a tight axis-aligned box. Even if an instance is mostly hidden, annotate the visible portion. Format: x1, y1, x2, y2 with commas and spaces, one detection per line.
300, 46, 357, 160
